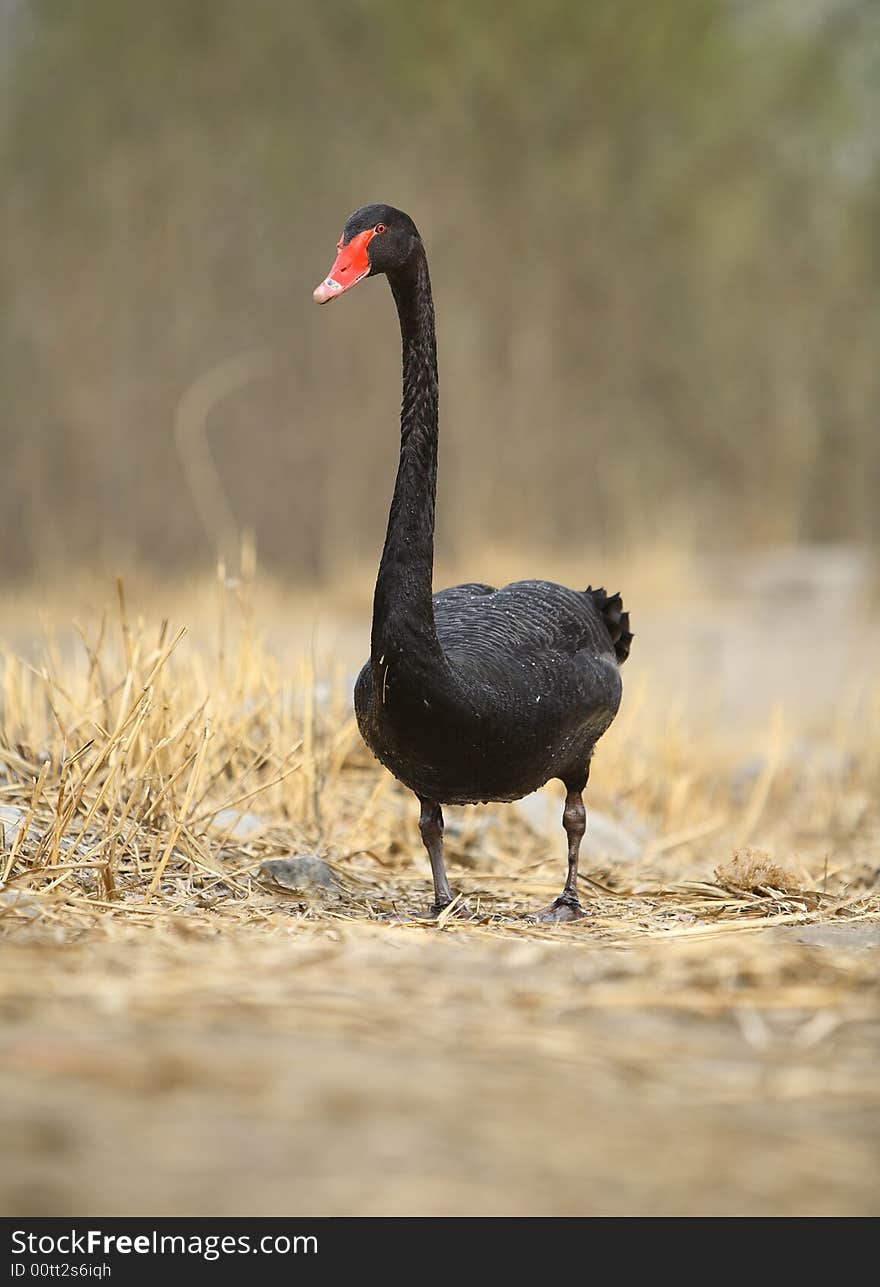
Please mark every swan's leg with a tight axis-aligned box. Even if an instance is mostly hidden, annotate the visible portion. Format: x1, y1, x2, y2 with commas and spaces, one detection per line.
418, 798, 455, 915
533, 787, 587, 922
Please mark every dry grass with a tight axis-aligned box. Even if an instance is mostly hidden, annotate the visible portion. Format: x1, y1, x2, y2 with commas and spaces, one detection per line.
1, 566, 879, 1215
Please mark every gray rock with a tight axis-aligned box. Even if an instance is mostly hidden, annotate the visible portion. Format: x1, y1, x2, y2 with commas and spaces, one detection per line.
259, 855, 338, 895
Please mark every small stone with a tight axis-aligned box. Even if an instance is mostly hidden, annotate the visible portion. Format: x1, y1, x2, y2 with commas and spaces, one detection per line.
259, 855, 338, 895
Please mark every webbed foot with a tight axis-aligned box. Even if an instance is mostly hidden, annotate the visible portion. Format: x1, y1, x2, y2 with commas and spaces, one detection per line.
429, 896, 475, 921
532, 894, 588, 923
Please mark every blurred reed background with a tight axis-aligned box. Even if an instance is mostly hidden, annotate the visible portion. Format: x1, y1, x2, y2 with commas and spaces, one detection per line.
1, 0, 878, 584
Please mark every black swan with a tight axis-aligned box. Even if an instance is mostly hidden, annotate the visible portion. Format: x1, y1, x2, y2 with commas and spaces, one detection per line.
314, 205, 632, 921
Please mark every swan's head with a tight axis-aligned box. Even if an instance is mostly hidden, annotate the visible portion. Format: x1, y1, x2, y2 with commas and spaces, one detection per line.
313, 205, 420, 304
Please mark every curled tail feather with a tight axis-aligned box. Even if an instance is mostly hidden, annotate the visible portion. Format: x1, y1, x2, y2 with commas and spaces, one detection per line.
586, 586, 633, 666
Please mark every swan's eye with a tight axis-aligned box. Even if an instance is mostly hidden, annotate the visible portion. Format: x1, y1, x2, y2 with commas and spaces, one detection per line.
374, 224, 387, 235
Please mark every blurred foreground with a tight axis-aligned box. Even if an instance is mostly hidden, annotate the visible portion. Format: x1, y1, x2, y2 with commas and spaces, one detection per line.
0, 552, 878, 1214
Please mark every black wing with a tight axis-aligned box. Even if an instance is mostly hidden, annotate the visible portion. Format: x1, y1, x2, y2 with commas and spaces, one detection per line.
433, 578, 625, 731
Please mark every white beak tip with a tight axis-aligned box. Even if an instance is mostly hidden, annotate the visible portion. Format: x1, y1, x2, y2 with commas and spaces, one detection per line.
313, 279, 340, 304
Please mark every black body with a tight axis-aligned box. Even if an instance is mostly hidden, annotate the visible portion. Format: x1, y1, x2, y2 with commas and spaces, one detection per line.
355, 580, 628, 804
321, 204, 632, 916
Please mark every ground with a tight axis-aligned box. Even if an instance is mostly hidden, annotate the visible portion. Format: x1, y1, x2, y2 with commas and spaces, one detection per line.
0, 552, 878, 1215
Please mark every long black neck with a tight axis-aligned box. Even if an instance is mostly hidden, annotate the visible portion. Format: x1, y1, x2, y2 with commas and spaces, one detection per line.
371, 243, 444, 671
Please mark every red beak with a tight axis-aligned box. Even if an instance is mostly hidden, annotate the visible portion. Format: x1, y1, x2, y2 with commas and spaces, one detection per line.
313, 229, 377, 304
